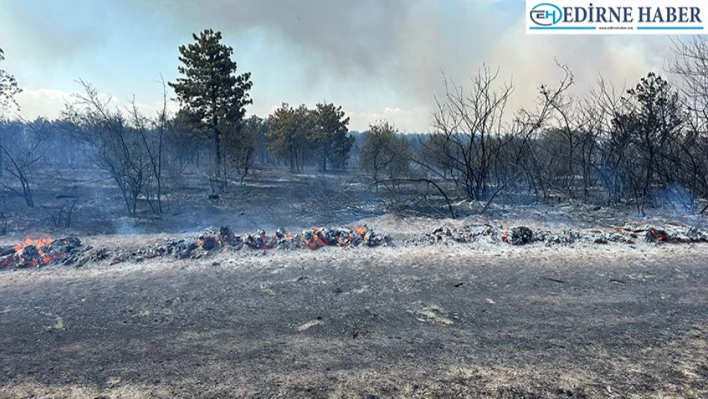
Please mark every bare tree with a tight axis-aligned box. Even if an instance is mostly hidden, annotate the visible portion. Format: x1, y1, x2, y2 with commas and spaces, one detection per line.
0, 119, 47, 207
422, 66, 513, 201
414, 64, 573, 213
0, 48, 23, 178
128, 77, 170, 215
669, 37, 708, 213
64, 80, 169, 217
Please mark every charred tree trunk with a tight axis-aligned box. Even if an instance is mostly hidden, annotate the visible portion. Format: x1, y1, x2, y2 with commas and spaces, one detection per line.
213, 123, 223, 192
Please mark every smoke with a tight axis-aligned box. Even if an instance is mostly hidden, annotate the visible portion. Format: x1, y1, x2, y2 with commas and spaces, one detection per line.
114, 0, 502, 105
114, 0, 674, 130
651, 183, 697, 216
3, 0, 677, 131
0, 1, 112, 65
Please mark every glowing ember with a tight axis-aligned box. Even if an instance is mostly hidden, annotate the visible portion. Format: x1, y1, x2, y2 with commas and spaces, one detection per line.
1, 235, 82, 269
501, 229, 510, 244
306, 228, 328, 249
192, 224, 392, 253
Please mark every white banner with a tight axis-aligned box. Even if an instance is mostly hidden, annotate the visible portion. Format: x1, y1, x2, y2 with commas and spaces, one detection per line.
526, 0, 708, 34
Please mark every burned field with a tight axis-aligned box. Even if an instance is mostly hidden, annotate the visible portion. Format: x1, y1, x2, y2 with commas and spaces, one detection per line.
0, 207, 707, 398
6, 165, 706, 241
0, 166, 707, 399
0, 167, 392, 237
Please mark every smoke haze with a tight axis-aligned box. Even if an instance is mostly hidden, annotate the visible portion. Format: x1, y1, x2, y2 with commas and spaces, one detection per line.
5, 0, 676, 131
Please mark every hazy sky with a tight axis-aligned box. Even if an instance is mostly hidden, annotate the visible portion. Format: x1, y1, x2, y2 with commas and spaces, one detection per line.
1, 0, 678, 132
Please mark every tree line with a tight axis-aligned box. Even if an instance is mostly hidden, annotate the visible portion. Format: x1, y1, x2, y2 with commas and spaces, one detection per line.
2, 31, 708, 219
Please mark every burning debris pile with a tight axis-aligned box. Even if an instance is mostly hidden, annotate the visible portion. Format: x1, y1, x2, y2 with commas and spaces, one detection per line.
0, 225, 392, 270
0, 236, 88, 268
137, 225, 391, 261
421, 222, 708, 247
5, 220, 705, 271
177, 224, 392, 257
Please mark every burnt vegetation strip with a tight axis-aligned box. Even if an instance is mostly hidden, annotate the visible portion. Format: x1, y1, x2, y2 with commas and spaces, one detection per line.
2, 220, 707, 272
419, 222, 708, 246
2, 36, 708, 235
0, 224, 392, 270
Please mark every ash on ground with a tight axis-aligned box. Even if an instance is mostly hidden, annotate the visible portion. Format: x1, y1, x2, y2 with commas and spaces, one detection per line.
417, 221, 708, 247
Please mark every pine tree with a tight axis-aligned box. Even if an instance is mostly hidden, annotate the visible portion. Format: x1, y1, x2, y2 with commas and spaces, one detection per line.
266, 103, 312, 172
169, 29, 252, 192
360, 121, 410, 180
310, 103, 353, 171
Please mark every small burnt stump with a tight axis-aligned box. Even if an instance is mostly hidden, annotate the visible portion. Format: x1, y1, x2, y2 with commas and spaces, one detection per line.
511, 227, 533, 246
175, 239, 198, 259
219, 226, 233, 238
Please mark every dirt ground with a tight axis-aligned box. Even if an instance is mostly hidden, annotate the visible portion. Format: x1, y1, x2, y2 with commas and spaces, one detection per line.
0, 234, 706, 398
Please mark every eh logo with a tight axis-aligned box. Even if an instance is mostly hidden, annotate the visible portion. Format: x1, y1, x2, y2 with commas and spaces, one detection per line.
530, 3, 563, 26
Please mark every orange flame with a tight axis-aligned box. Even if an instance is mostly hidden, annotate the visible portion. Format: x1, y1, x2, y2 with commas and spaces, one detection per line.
14, 235, 54, 253
10, 235, 63, 267
300, 226, 372, 250
307, 229, 328, 249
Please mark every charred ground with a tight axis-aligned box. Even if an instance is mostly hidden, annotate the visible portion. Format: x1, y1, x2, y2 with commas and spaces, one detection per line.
2, 164, 707, 241
0, 157, 707, 399
1, 162, 707, 399
0, 242, 706, 398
